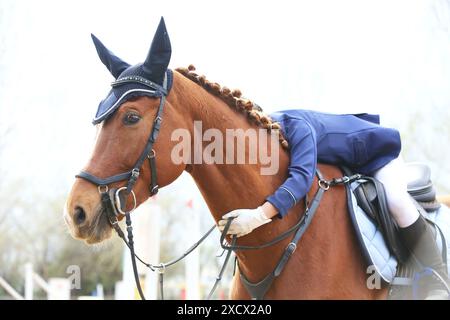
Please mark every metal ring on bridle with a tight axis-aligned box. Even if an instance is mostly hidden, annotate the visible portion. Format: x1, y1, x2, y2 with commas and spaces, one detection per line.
147, 149, 156, 159
318, 179, 330, 191
156, 263, 166, 274
115, 187, 137, 215
98, 185, 109, 194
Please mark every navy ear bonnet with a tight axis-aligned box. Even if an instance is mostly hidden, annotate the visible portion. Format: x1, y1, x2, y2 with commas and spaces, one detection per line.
91, 17, 173, 124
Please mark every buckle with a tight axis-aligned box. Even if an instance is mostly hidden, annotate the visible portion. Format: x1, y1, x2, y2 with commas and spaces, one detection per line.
287, 242, 297, 254
131, 168, 140, 179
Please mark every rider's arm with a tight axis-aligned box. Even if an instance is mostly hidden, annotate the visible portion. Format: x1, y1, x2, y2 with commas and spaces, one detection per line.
218, 117, 318, 237
265, 118, 317, 218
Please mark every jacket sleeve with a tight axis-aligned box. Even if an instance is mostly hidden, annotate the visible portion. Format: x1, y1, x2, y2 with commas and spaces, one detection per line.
266, 118, 317, 218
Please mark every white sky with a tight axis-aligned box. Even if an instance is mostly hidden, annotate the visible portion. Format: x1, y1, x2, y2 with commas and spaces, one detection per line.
1, 0, 449, 204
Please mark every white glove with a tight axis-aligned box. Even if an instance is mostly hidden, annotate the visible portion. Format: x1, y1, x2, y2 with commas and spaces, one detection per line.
217, 206, 272, 237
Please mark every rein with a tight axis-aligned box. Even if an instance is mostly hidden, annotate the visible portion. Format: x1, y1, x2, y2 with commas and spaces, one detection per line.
105, 170, 358, 300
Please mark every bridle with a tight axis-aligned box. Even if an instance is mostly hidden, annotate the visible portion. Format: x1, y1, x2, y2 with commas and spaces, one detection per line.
74, 69, 360, 300
75, 71, 170, 299
77, 72, 169, 199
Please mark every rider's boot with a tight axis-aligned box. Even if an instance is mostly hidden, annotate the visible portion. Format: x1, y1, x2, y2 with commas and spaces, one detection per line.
399, 214, 449, 300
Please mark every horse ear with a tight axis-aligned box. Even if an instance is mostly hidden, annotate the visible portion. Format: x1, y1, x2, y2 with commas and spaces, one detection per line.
91, 34, 130, 79
142, 17, 172, 84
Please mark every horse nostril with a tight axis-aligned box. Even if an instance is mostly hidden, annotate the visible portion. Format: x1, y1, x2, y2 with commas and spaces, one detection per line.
74, 206, 86, 225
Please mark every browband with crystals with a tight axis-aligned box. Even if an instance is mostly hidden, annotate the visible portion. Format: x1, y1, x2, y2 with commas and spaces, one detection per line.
111, 75, 168, 95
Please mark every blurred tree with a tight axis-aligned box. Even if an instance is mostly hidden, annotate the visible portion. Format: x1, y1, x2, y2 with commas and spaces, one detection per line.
0, 188, 123, 298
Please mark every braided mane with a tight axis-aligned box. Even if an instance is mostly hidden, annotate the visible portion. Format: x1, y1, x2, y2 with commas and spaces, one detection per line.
175, 65, 289, 149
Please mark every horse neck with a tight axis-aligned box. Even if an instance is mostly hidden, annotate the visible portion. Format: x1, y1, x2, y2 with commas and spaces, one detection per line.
172, 72, 289, 220
172, 73, 295, 281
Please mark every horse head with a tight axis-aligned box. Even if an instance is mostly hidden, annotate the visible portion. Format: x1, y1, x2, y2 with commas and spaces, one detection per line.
65, 18, 188, 244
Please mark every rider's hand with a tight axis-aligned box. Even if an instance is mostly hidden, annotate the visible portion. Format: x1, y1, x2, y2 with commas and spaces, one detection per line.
217, 206, 272, 237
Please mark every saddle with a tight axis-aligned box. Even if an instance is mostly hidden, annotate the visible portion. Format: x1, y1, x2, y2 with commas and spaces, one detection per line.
343, 163, 446, 270
405, 162, 441, 212
343, 167, 408, 264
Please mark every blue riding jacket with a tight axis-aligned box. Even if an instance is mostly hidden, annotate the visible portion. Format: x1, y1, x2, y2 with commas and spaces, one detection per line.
266, 110, 401, 217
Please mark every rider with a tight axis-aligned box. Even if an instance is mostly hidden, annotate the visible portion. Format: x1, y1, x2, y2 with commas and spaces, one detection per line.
218, 109, 449, 299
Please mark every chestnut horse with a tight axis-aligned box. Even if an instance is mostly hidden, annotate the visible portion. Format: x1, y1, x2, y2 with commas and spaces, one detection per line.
65, 67, 387, 299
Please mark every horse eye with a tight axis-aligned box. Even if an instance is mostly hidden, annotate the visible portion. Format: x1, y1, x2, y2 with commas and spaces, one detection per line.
123, 112, 141, 125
